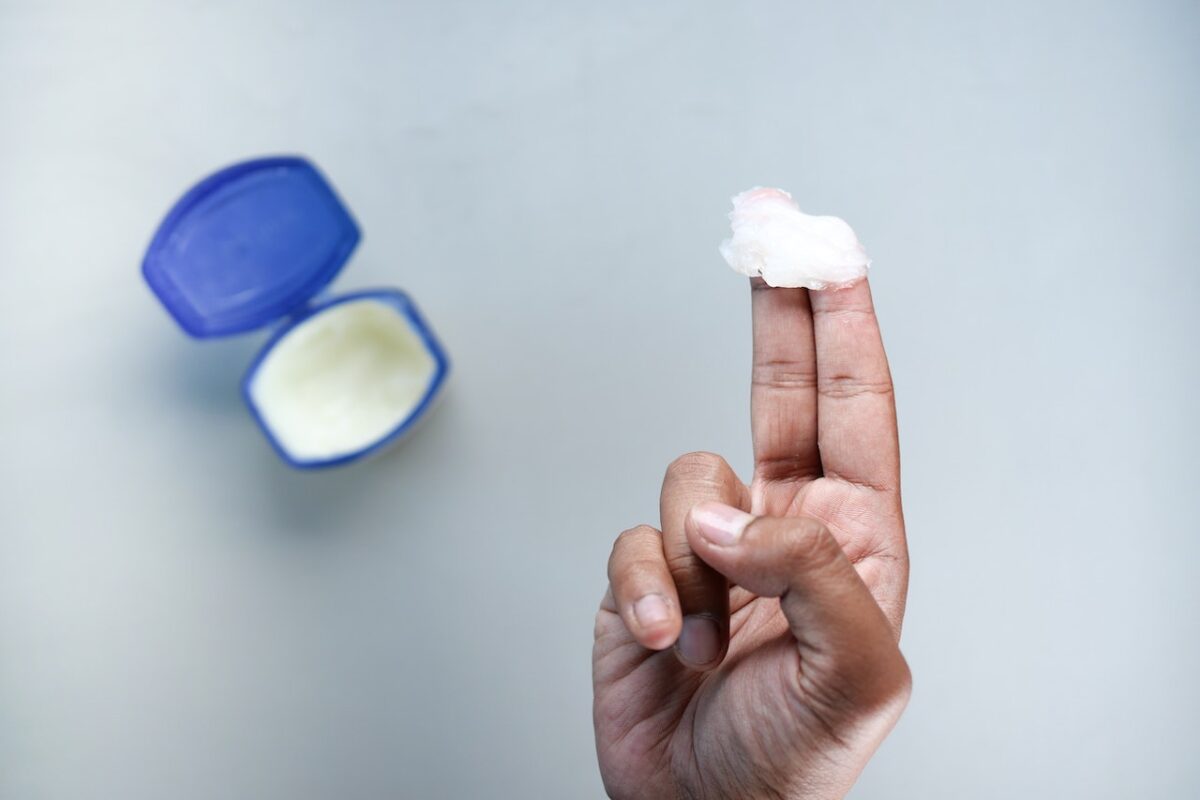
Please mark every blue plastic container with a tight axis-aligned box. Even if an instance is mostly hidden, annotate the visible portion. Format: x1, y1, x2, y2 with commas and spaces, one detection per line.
143, 156, 449, 469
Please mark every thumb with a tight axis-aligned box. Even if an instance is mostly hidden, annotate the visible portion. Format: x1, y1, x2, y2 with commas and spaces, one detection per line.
685, 502, 910, 714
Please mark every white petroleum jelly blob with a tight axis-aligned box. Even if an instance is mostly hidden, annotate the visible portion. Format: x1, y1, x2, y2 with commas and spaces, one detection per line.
249, 299, 436, 462
719, 187, 870, 289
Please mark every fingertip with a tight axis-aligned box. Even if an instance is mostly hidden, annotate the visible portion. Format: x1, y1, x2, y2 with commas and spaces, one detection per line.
674, 614, 726, 669
639, 626, 681, 652
629, 593, 681, 651
687, 501, 754, 549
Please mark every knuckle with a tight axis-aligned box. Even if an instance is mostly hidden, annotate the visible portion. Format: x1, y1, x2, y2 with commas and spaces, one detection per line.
608, 525, 658, 575
663, 452, 743, 502
795, 643, 912, 730
811, 301, 876, 321
857, 648, 914, 719
816, 373, 894, 400
664, 548, 700, 575
752, 361, 818, 392
844, 644, 914, 715
663, 549, 722, 600
665, 451, 728, 483
622, 555, 667, 583
616, 524, 659, 545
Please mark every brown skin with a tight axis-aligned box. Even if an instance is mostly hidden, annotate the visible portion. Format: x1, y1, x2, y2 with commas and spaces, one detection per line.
593, 278, 911, 799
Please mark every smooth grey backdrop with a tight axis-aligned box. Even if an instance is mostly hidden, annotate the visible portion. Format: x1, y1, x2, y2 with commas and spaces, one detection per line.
2, 1, 1197, 798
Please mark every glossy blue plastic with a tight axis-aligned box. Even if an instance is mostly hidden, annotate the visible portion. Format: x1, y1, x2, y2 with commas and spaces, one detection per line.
241, 289, 450, 470
142, 156, 449, 469
142, 156, 360, 338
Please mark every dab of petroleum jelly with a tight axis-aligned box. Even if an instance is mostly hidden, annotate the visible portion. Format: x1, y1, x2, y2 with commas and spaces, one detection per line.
249, 300, 436, 462
719, 187, 870, 289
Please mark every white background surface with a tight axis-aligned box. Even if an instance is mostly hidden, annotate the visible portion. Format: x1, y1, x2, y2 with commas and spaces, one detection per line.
2, 1, 1198, 797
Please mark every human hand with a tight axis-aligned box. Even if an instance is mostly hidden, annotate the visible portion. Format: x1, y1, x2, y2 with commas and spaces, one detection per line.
593, 278, 910, 799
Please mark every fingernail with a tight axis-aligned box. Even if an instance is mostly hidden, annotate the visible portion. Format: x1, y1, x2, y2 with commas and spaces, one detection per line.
676, 615, 721, 666
633, 594, 671, 629
690, 502, 754, 547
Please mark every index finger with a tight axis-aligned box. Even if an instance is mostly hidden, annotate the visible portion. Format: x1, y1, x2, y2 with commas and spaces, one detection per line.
750, 279, 822, 489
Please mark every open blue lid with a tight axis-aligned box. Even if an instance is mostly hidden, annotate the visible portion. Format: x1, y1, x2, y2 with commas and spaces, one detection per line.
142, 156, 360, 338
